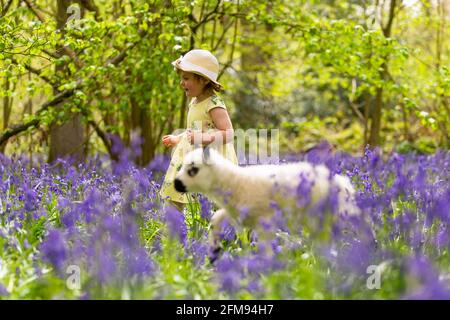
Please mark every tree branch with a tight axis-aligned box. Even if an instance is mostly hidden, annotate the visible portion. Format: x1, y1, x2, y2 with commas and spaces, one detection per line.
218, 0, 239, 79
78, 0, 101, 20
88, 119, 112, 156
22, 0, 47, 23
23, 0, 85, 68
0, 86, 77, 146
1, 0, 14, 17
382, 0, 397, 37
11, 57, 54, 85
190, 0, 222, 32
212, 19, 235, 52
42, 49, 59, 59
0, 28, 149, 146
200, 0, 221, 25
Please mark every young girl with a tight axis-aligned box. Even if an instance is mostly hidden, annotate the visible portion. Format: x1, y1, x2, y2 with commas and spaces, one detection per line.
160, 49, 238, 212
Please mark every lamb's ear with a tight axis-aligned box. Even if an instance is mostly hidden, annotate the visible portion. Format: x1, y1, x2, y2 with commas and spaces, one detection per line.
202, 146, 211, 165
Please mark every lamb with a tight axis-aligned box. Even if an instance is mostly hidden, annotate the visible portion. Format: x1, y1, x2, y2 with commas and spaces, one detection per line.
173, 147, 359, 253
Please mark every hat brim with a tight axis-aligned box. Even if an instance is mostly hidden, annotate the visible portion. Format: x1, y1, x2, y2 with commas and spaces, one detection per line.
171, 59, 224, 90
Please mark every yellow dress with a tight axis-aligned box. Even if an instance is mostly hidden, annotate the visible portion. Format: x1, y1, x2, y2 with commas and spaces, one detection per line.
159, 95, 238, 204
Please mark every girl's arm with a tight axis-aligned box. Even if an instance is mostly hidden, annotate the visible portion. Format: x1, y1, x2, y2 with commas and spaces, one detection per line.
209, 108, 234, 144
205, 108, 234, 145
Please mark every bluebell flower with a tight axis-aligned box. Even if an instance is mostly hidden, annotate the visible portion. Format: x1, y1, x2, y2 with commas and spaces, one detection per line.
199, 194, 213, 221
404, 255, 450, 300
190, 238, 208, 266
0, 284, 9, 297
97, 249, 116, 284
165, 205, 187, 245
124, 248, 154, 278
220, 271, 241, 294
40, 229, 67, 274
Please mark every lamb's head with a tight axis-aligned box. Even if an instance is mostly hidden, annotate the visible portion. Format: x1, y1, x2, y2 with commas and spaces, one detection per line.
174, 147, 221, 194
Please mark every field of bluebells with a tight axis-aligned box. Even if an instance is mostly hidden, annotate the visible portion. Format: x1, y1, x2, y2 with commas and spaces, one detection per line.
0, 142, 449, 300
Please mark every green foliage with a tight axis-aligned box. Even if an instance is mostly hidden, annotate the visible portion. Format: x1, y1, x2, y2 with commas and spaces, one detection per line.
280, 115, 364, 154
0, 0, 448, 158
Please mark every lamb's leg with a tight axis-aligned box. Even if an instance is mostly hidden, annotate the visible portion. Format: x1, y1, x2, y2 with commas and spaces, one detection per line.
208, 208, 229, 263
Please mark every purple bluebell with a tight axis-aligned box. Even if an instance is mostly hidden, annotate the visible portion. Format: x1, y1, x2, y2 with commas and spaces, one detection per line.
165, 205, 187, 245
0, 284, 8, 297
40, 229, 67, 274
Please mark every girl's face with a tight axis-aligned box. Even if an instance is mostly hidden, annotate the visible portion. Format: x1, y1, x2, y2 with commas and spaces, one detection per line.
179, 71, 209, 98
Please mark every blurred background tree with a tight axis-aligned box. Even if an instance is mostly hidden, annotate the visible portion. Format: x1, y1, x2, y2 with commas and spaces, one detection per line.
0, 0, 448, 164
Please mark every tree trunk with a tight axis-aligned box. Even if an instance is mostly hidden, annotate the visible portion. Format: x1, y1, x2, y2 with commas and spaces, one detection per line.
400, 102, 412, 142
1, 78, 12, 153
368, 86, 383, 147
129, 91, 155, 166
140, 108, 154, 165
367, 0, 397, 148
178, 94, 187, 130
49, 113, 86, 162
435, 0, 449, 148
48, 0, 86, 162
363, 92, 371, 147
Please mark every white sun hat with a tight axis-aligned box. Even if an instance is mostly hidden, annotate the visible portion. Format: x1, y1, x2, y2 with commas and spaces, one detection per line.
172, 49, 223, 90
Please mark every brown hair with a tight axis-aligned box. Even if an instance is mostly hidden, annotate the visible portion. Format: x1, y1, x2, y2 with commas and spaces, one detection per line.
192, 73, 222, 93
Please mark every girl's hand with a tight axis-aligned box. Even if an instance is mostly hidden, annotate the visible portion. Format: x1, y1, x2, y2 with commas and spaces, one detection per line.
186, 129, 213, 146
187, 129, 204, 145
186, 129, 195, 145
162, 135, 180, 147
